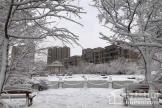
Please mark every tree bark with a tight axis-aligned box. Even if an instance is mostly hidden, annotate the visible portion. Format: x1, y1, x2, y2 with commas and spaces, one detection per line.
0, 0, 13, 93
0, 38, 9, 93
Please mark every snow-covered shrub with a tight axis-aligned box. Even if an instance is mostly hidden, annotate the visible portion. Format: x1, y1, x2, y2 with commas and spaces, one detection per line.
65, 58, 141, 75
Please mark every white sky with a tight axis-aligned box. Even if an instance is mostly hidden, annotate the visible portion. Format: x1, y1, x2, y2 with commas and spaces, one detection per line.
40, 0, 112, 56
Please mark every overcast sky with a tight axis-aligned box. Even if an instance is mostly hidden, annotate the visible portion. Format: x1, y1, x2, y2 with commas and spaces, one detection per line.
40, 0, 111, 57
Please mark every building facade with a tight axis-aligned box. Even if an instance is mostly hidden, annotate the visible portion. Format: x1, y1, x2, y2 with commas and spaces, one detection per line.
93, 47, 104, 64
46, 45, 138, 70
64, 56, 83, 68
47, 46, 70, 64
82, 48, 104, 64
103, 45, 139, 63
82, 48, 93, 63
82, 45, 139, 64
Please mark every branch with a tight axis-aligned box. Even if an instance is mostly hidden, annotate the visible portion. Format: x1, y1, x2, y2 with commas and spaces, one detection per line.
5, 0, 14, 39
132, 43, 162, 48
127, 0, 140, 32
101, 1, 128, 31
152, 57, 162, 64
9, 34, 47, 39
144, 4, 155, 31
12, 14, 83, 26
13, 0, 44, 6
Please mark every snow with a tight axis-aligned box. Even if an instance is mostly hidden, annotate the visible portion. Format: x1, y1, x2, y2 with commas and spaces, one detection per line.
32, 87, 156, 108
47, 75, 60, 82
2, 88, 154, 108
31, 88, 117, 108
32, 77, 48, 82
2, 74, 151, 108
32, 74, 144, 82
159, 98, 162, 104
30, 88, 126, 108
108, 75, 144, 81
63, 75, 85, 81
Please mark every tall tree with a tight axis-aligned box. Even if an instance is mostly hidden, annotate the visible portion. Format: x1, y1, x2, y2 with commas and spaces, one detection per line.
94, 0, 162, 107
0, 0, 83, 93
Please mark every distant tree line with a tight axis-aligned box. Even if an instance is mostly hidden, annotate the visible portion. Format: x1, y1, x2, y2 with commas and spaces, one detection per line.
65, 58, 143, 75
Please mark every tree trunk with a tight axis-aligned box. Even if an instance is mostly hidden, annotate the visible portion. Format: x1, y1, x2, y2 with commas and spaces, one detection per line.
145, 47, 159, 108
0, 38, 9, 93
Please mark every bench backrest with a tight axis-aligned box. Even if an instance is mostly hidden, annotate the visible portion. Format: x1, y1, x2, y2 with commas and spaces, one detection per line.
2, 88, 33, 94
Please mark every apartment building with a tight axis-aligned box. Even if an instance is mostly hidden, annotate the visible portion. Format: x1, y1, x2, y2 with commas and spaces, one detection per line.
47, 46, 70, 64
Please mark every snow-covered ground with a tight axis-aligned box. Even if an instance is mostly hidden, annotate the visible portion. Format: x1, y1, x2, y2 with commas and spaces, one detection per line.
3, 88, 154, 108
32, 74, 144, 82
30, 88, 123, 108
3, 75, 153, 108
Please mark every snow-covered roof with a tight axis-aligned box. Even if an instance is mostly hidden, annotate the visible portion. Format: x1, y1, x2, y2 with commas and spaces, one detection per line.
48, 61, 64, 67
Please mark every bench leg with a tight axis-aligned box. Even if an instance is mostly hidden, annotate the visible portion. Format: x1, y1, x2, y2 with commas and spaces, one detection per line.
28, 95, 36, 106
123, 97, 129, 106
26, 97, 29, 106
28, 98, 33, 106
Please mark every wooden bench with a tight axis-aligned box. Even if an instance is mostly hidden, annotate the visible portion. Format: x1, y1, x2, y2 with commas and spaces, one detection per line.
120, 83, 162, 106
0, 89, 36, 106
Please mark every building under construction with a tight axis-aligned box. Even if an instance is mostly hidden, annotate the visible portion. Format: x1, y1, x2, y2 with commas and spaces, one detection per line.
82, 45, 139, 64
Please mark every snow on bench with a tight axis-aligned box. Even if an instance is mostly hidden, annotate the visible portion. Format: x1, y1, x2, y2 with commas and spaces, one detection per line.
1, 88, 36, 106
120, 85, 162, 106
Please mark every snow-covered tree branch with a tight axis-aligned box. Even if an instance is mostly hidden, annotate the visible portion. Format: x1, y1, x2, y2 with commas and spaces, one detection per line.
0, 0, 83, 93
94, 0, 162, 107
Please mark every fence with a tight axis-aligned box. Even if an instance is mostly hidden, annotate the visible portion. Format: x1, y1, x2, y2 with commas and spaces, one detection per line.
47, 80, 134, 89
87, 80, 109, 88
112, 81, 134, 89
62, 81, 84, 88
48, 81, 59, 89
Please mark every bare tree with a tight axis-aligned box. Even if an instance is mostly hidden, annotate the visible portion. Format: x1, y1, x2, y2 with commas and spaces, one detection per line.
93, 0, 162, 107
0, 0, 83, 93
